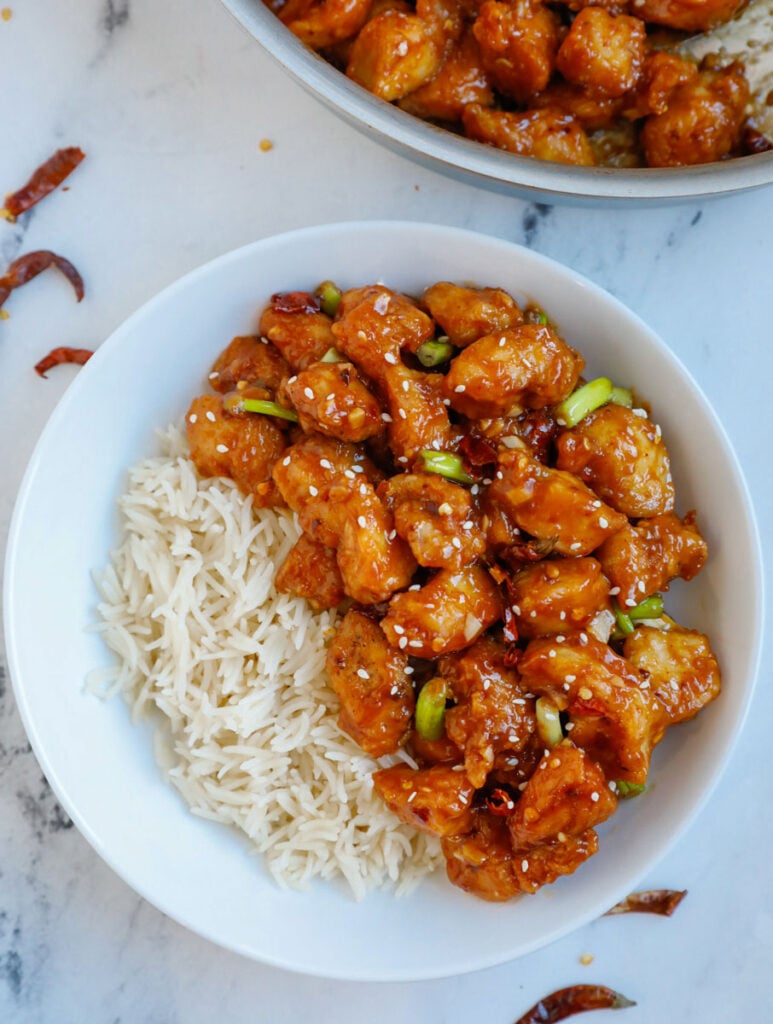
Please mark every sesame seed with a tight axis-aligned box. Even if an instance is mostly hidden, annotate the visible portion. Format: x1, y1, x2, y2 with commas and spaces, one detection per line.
609, 780, 618, 792
633, 407, 647, 418
565, 722, 575, 732
398, 408, 407, 419
548, 649, 556, 658
591, 791, 600, 802
452, 537, 462, 549
209, 371, 220, 379
462, 520, 473, 530
409, 640, 423, 648
438, 502, 453, 515
625, 598, 637, 607
352, 465, 364, 473
471, 484, 480, 495
357, 515, 367, 528
508, 733, 517, 743
188, 413, 198, 423
637, 581, 646, 593
557, 831, 567, 842
454, 384, 466, 393
563, 683, 570, 691
513, 698, 526, 706
409, 584, 421, 591
556, 634, 565, 643
591, 500, 602, 508
206, 410, 217, 423
282, 455, 291, 466
398, 637, 408, 649
512, 604, 521, 615
287, 375, 298, 385
529, 610, 537, 618
443, 398, 452, 407
521, 859, 529, 872
566, 674, 576, 682
303, 387, 315, 400
344, 469, 355, 479
609, 586, 620, 595
579, 633, 588, 645
482, 478, 492, 486
388, 529, 396, 540
404, 665, 414, 674
309, 485, 319, 497
384, 352, 398, 365
397, 456, 408, 464
570, 542, 582, 551
518, 782, 528, 791
498, 337, 506, 347
393, 624, 405, 635
359, 483, 368, 495
407, 790, 417, 802
320, 458, 332, 469
559, 610, 566, 620
326, 393, 335, 402
390, 685, 399, 696
599, 517, 609, 529
216, 443, 229, 453
402, 380, 410, 392
495, 471, 503, 480
357, 668, 370, 680
381, 413, 393, 423
483, 679, 490, 690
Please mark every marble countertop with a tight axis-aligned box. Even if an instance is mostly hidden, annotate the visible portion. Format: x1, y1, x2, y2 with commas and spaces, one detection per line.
1, 1, 771, 1021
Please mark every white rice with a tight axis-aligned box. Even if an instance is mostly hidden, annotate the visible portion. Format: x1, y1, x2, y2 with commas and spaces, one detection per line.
90, 424, 442, 899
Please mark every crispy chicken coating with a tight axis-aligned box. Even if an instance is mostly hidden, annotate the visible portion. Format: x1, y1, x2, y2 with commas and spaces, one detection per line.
438, 635, 537, 786
641, 63, 750, 168
555, 404, 675, 518
258, 292, 337, 370
624, 623, 721, 726
487, 448, 627, 557
442, 323, 584, 419
381, 471, 486, 569
442, 811, 600, 901
398, 29, 494, 122
381, 565, 503, 658
508, 557, 612, 639
208, 335, 290, 396
508, 743, 617, 848
326, 608, 415, 756
279, 0, 374, 47
373, 764, 476, 836
556, 7, 646, 98
346, 10, 445, 100
473, 0, 561, 103
595, 511, 707, 609
336, 487, 418, 603
519, 632, 664, 784
186, 394, 286, 508
634, 0, 746, 32
422, 281, 524, 347
274, 534, 346, 610
285, 361, 384, 442
462, 103, 596, 166
381, 363, 455, 460
332, 285, 434, 380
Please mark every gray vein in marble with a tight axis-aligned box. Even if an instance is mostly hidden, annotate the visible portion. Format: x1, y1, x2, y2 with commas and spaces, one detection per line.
101, 0, 130, 34
521, 203, 552, 249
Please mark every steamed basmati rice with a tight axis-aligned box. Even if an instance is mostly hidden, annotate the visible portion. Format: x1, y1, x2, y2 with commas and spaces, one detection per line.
91, 424, 442, 899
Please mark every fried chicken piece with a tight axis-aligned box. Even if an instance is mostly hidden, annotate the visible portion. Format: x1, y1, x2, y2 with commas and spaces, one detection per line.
373, 764, 476, 836
398, 29, 494, 122
326, 608, 414, 757
473, 0, 561, 103
208, 335, 290, 396
508, 557, 612, 639
346, 11, 444, 100
462, 104, 596, 165
381, 363, 455, 461
422, 281, 524, 347
556, 7, 646, 98
258, 292, 336, 370
555, 403, 675, 518
186, 394, 286, 507
274, 534, 346, 610
285, 361, 384, 443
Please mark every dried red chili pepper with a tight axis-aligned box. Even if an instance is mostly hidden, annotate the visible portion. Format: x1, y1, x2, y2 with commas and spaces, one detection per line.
485, 787, 516, 816
516, 409, 560, 463
34, 347, 94, 378
513, 985, 636, 1023
271, 291, 320, 314
458, 433, 498, 469
0, 250, 85, 309
3, 147, 85, 220
606, 888, 687, 917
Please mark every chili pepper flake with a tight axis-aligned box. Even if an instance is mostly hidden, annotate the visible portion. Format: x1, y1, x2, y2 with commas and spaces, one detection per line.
0, 250, 85, 311
606, 888, 687, 917
34, 347, 94, 378
3, 146, 85, 221
513, 985, 636, 1024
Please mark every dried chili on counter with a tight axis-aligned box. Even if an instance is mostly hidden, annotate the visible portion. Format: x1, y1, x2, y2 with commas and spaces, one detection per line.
2, 146, 85, 220
606, 889, 687, 917
514, 985, 636, 1023
0, 250, 84, 310
34, 347, 93, 378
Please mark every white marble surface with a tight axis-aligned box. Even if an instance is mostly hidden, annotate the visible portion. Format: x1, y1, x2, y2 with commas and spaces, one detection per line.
1, 1, 771, 1021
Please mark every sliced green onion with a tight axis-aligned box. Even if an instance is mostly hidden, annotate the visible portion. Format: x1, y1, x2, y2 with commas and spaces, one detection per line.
418, 450, 474, 484
629, 594, 664, 621
415, 678, 448, 741
535, 310, 549, 325
616, 780, 646, 799
241, 398, 299, 422
320, 346, 346, 363
316, 280, 342, 318
535, 697, 563, 749
613, 600, 635, 637
609, 386, 633, 408
555, 377, 613, 428
416, 337, 454, 368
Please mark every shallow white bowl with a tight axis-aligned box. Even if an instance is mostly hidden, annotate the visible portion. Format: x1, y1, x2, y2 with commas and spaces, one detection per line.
220, 0, 773, 203
3, 221, 762, 980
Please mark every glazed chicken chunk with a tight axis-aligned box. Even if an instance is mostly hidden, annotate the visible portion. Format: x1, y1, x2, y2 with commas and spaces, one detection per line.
422, 281, 524, 347
284, 361, 384, 443
556, 403, 675, 518
274, 534, 346, 611
372, 764, 476, 837
326, 609, 415, 757
258, 291, 337, 369
508, 557, 612, 639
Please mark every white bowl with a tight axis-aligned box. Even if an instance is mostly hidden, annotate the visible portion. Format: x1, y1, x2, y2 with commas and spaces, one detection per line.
3, 221, 762, 980
220, 0, 773, 204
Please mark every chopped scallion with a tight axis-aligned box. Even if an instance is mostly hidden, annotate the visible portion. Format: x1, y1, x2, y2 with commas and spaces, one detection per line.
416, 337, 454, 368
629, 594, 664, 621
609, 386, 633, 408
613, 600, 635, 637
320, 346, 346, 363
555, 377, 613, 428
415, 678, 448, 741
616, 780, 646, 799
535, 697, 563, 749
418, 450, 474, 484
240, 398, 299, 422
316, 280, 342, 318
